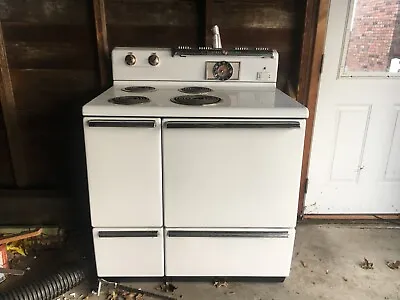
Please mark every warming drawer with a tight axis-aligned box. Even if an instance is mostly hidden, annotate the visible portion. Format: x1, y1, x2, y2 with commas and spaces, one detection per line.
84, 117, 162, 227
93, 228, 164, 277
162, 118, 306, 228
164, 228, 295, 277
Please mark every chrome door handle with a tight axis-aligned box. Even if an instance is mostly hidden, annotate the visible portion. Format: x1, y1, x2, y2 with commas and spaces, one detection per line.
163, 121, 300, 129
98, 231, 159, 238
167, 231, 289, 238
88, 120, 156, 128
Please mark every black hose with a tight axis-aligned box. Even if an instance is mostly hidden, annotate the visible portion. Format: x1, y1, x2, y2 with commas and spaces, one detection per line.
0, 266, 86, 300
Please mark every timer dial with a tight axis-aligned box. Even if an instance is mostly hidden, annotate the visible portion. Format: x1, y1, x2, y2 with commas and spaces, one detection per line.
212, 61, 233, 81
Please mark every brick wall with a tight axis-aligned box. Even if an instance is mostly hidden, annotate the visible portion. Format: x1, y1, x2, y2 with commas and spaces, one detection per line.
345, 0, 400, 72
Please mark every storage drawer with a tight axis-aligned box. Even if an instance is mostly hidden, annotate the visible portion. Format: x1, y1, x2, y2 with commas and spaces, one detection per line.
93, 228, 164, 277
165, 228, 295, 277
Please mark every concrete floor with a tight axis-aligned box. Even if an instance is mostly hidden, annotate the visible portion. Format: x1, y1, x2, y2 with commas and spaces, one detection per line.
77, 223, 400, 300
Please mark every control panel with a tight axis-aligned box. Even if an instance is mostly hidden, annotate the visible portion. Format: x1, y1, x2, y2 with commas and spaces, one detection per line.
113, 47, 279, 83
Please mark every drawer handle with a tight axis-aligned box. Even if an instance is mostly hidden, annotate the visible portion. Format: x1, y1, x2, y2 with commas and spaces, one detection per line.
164, 121, 300, 129
88, 120, 156, 128
98, 231, 159, 238
167, 231, 289, 238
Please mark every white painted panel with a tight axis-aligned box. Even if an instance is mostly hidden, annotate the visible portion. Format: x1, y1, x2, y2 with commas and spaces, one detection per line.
93, 228, 164, 277
112, 48, 279, 83
84, 117, 163, 227
385, 107, 400, 180
331, 106, 370, 181
165, 228, 295, 277
162, 119, 306, 228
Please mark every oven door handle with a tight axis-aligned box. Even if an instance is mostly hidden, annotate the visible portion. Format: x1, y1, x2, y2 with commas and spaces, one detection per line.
87, 120, 156, 128
167, 231, 289, 238
98, 231, 159, 238
163, 121, 300, 129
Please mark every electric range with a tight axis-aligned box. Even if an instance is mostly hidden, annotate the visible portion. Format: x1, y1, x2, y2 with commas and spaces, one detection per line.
83, 46, 308, 278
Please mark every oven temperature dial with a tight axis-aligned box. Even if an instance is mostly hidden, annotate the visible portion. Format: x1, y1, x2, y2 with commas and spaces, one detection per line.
212, 61, 233, 81
124, 53, 136, 66
148, 53, 160, 66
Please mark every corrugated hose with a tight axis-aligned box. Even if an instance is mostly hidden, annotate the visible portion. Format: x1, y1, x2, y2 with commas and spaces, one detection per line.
0, 265, 86, 300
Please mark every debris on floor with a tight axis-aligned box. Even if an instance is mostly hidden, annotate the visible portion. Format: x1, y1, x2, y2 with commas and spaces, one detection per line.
158, 282, 178, 293
106, 289, 144, 300
360, 258, 374, 270
0, 228, 44, 284
342, 276, 348, 282
385, 260, 400, 270
100, 279, 177, 300
300, 260, 307, 268
213, 280, 229, 288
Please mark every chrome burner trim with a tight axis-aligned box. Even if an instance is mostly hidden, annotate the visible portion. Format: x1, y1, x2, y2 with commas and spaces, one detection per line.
178, 86, 213, 94
121, 86, 156, 93
108, 96, 151, 105
171, 95, 222, 106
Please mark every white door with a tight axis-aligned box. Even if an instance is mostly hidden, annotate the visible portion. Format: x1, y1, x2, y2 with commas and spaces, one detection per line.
84, 117, 163, 227
162, 118, 306, 228
305, 0, 400, 214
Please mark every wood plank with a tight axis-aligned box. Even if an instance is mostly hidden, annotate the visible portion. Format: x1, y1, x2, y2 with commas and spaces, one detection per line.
197, 0, 212, 46
289, 0, 308, 90
0, 189, 71, 225
0, 22, 29, 187
93, 0, 111, 88
297, 0, 330, 217
105, 0, 198, 26
296, 0, 320, 106
6, 69, 98, 187
10, 69, 98, 110
0, 109, 14, 187
5, 41, 96, 70
0, 0, 91, 24
2, 23, 94, 43
213, 0, 296, 29
219, 28, 294, 51
108, 25, 199, 49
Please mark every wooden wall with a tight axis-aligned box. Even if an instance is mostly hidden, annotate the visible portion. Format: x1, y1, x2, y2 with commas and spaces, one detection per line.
0, 0, 308, 226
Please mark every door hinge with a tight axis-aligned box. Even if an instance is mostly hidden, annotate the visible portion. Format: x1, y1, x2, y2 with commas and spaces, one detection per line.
320, 54, 324, 74
304, 178, 309, 194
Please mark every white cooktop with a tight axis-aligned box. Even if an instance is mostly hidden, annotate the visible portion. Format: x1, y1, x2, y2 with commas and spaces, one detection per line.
83, 82, 308, 118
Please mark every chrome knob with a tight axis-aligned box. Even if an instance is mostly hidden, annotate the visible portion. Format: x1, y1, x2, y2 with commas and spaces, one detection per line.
148, 53, 160, 66
125, 53, 136, 66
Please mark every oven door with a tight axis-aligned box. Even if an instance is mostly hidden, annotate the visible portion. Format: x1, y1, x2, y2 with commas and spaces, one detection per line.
162, 118, 305, 228
84, 117, 162, 227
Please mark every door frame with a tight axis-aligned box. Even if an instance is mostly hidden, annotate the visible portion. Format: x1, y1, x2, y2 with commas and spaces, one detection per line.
297, 0, 330, 217
297, 0, 400, 220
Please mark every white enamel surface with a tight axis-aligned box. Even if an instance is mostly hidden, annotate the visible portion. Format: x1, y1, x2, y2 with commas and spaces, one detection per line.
84, 117, 162, 227
164, 228, 295, 277
85, 46, 308, 277
163, 118, 306, 228
112, 48, 278, 82
93, 228, 164, 277
82, 84, 308, 118
306, 0, 400, 214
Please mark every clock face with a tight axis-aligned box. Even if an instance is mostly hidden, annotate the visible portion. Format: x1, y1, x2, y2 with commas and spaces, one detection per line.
212, 61, 234, 81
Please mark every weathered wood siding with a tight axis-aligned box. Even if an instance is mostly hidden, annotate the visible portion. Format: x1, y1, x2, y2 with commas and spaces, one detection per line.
0, 0, 309, 225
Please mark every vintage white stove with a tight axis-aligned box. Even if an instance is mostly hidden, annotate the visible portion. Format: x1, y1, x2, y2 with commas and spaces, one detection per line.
83, 46, 308, 279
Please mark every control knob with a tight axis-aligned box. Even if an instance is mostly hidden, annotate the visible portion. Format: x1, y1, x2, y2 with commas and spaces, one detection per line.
148, 53, 160, 66
124, 53, 136, 66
